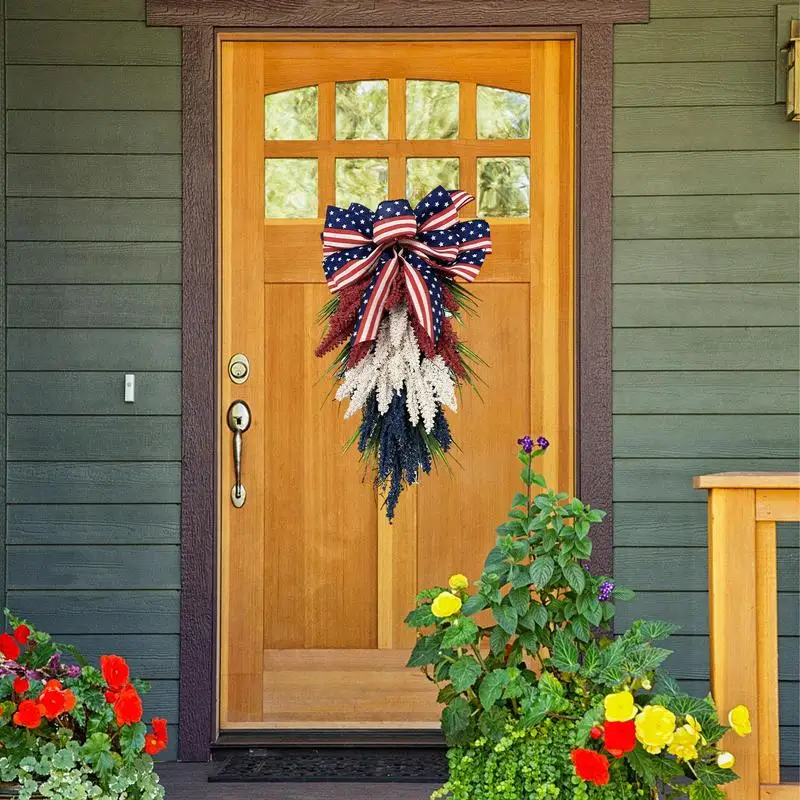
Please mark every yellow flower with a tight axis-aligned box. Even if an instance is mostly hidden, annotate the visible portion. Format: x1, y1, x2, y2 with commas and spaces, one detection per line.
717, 751, 735, 769
640, 678, 652, 691
635, 705, 676, 754
431, 591, 462, 619
728, 705, 751, 737
685, 714, 707, 745
604, 691, 636, 722
668, 723, 700, 761
448, 574, 469, 591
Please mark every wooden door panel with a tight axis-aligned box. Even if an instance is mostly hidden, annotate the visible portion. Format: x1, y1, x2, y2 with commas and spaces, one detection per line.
220, 36, 575, 728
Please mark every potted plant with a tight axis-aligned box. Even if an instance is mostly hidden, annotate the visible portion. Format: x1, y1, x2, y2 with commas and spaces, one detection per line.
0, 611, 166, 800
406, 436, 751, 800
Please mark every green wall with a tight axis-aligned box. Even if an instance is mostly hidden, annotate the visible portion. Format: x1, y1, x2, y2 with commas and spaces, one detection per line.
2, 0, 798, 768
612, 0, 800, 775
4, 0, 180, 759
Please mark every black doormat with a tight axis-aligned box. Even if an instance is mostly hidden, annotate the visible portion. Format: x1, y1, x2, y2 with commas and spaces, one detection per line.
209, 747, 449, 783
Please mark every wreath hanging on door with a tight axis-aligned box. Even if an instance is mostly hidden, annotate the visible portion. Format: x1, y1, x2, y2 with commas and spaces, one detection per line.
315, 185, 492, 520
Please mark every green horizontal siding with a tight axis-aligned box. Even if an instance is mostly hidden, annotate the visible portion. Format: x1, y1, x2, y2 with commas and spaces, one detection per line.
6, 0, 145, 20
614, 372, 800, 414
6, 66, 180, 110
651, 0, 786, 15
8, 373, 181, 415
7, 242, 181, 283
7, 462, 181, 503
7, 417, 180, 460
615, 17, 775, 62
8, 198, 181, 240
8, 286, 180, 327
8, 155, 181, 197
7, 110, 181, 154
6, 21, 180, 65
613, 239, 799, 283
7, 504, 180, 545
7, 330, 180, 370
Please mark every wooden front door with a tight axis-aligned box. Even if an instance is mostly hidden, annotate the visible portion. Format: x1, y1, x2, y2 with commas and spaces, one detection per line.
219, 36, 575, 729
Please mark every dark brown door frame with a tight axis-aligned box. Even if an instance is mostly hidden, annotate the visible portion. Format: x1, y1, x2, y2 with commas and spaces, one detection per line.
146, 0, 650, 762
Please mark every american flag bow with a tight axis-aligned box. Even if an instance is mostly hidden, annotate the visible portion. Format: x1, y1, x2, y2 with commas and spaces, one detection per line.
321, 185, 492, 346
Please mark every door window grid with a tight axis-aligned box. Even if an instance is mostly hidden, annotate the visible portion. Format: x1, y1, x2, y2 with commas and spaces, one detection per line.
263, 80, 531, 219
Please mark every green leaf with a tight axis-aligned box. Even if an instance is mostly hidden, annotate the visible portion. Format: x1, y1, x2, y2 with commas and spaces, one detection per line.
508, 587, 531, 617
404, 605, 436, 628
549, 630, 580, 673
638, 620, 681, 641
694, 761, 739, 787
449, 655, 482, 693
478, 669, 510, 709
625, 744, 683, 787
650, 693, 715, 720
528, 556, 555, 587
119, 722, 146, 761
519, 602, 548, 631
442, 617, 480, 649
537, 671, 565, 698
612, 586, 635, 601
569, 618, 591, 643
492, 604, 519, 636
416, 586, 447, 602
461, 593, 489, 616
520, 465, 535, 485
441, 696, 472, 744
407, 632, 445, 667
489, 626, 511, 655
510, 565, 532, 589
519, 691, 559, 727
575, 705, 604, 745
623, 645, 673, 675
688, 782, 726, 800
511, 492, 529, 508
478, 706, 509, 741
653, 672, 682, 696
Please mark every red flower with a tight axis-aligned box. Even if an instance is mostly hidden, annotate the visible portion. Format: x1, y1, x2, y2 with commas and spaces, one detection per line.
571, 748, 610, 785
113, 683, 143, 726
100, 654, 130, 692
0, 633, 21, 662
104, 690, 118, 705
13, 699, 44, 729
13, 676, 29, 694
13, 625, 30, 645
152, 717, 168, 742
590, 726, 603, 740
604, 719, 636, 757
38, 680, 76, 720
144, 717, 169, 755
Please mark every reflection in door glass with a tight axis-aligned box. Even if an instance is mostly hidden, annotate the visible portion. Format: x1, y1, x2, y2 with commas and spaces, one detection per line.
264, 86, 318, 141
336, 158, 389, 209
406, 158, 460, 207
336, 81, 389, 140
264, 158, 318, 218
477, 157, 530, 218
406, 80, 459, 140
477, 86, 530, 140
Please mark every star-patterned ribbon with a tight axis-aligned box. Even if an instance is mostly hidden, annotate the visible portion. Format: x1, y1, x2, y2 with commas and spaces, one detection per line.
322, 186, 492, 345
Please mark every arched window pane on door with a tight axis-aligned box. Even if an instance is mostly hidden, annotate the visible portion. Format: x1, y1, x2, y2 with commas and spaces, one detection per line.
264, 86, 318, 140
406, 80, 459, 140
477, 86, 530, 140
336, 80, 389, 140
477, 157, 530, 218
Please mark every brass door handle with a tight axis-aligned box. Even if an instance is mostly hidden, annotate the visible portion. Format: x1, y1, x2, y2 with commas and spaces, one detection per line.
226, 401, 251, 508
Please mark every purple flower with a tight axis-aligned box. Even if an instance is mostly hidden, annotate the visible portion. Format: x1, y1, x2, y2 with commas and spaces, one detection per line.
598, 581, 615, 602
517, 435, 534, 454
64, 664, 81, 678
537, 436, 550, 450
25, 669, 44, 682
49, 653, 61, 669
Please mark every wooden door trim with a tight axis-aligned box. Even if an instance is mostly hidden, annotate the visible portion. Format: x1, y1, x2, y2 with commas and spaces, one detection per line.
156, 0, 650, 760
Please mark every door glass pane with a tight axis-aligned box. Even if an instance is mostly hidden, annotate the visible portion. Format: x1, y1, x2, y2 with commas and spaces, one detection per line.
336, 158, 389, 209
406, 80, 459, 140
477, 86, 530, 140
336, 80, 389, 140
265, 158, 318, 218
264, 86, 318, 141
406, 158, 460, 207
477, 157, 530, 218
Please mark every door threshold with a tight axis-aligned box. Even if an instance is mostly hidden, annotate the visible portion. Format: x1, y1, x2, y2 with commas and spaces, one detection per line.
213, 729, 446, 754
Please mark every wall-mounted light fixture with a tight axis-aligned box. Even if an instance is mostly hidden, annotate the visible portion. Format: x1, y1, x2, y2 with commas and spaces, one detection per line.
783, 19, 799, 122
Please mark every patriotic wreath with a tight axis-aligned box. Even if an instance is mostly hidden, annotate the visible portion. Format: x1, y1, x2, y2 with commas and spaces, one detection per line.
316, 185, 492, 520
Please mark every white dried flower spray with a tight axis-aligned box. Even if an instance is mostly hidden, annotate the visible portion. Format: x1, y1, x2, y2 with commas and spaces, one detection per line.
336, 303, 458, 432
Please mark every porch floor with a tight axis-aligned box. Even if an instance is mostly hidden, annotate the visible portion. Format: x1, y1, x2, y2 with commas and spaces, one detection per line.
158, 763, 438, 799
